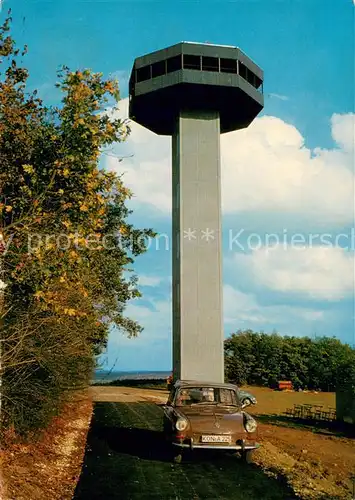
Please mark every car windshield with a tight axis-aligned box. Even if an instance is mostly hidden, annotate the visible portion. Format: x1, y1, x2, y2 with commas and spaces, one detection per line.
175, 387, 238, 406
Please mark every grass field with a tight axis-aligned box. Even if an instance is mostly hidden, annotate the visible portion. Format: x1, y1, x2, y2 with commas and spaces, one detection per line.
242, 385, 335, 416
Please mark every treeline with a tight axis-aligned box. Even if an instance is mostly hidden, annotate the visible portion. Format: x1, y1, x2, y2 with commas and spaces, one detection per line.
224, 330, 355, 392
0, 16, 153, 436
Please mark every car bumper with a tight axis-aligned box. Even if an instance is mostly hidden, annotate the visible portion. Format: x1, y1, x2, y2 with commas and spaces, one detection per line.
172, 439, 260, 451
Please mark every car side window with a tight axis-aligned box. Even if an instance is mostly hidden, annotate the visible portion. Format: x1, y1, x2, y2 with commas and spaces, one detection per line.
176, 389, 193, 405
202, 388, 215, 402
220, 389, 238, 405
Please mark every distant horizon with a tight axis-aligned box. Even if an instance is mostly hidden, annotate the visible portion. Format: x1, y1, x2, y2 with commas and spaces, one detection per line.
95, 369, 171, 373
93, 368, 171, 383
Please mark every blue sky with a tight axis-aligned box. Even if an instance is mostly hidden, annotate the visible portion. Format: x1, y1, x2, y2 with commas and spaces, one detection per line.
5, 0, 354, 371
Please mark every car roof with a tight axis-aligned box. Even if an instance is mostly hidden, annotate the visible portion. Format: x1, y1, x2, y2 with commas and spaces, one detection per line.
173, 379, 238, 390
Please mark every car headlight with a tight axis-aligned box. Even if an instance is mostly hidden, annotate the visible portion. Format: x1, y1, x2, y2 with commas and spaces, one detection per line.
175, 418, 188, 431
244, 415, 257, 433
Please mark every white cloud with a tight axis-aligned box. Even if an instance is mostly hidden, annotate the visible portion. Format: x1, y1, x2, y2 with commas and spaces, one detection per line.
331, 113, 354, 152
223, 283, 324, 326
105, 100, 354, 227
106, 99, 171, 213
110, 70, 130, 93
220, 115, 353, 222
268, 93, 289, 101
233, 245, 354, 300
111, 296, 171, 346
111, 278, 327, 349
138, 275, 162, 287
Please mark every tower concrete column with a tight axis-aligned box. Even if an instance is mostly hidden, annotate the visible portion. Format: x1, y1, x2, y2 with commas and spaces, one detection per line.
129, 41, 264, 383
172, 110, 224, 382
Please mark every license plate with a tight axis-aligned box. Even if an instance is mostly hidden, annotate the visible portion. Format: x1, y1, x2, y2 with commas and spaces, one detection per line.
201, 435, 231, 443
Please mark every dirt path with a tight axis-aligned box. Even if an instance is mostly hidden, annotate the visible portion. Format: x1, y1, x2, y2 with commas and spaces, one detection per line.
89, 385, 169, 404
2, 393, 92, 500
74, 386, 296, 500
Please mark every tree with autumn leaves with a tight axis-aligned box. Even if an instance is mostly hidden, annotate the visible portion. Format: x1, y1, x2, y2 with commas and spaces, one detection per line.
0, 14, 154, 434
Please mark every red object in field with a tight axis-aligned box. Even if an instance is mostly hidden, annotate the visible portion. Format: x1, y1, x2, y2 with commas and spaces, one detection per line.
278, 380, 293, 391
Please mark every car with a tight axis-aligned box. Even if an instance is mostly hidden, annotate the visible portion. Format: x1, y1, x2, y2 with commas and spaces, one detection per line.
237, 389, 257, 407
163, 380, 260, 464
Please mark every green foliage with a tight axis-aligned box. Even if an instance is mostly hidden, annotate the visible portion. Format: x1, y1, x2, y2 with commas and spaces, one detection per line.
336, 350, 355, 394
225, 330, 355, 392
0, 15, 154, 436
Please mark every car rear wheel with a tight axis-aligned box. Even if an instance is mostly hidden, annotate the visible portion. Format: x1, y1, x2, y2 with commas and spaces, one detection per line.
243, 397, 252, 406
241, 450, 253, 464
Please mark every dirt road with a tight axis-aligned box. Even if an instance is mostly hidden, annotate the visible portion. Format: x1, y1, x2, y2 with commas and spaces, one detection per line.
73, 386, 296, 500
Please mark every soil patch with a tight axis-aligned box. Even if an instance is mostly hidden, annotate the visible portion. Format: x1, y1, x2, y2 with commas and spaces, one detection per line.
2, 391, 92, 500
